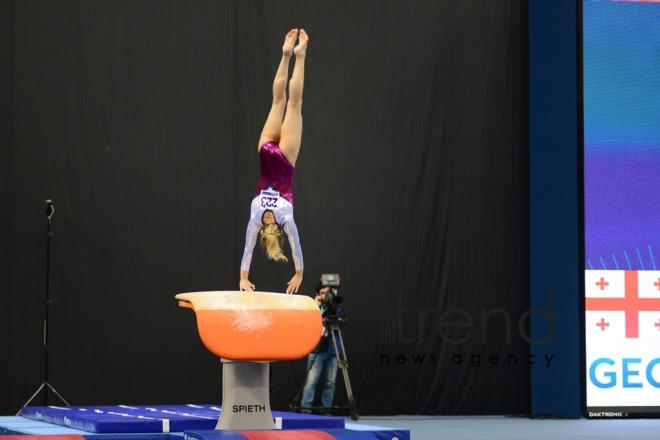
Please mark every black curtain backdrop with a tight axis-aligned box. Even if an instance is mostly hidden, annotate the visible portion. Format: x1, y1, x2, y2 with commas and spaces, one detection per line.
1, 0, 529, 416
0, 0, 13, 416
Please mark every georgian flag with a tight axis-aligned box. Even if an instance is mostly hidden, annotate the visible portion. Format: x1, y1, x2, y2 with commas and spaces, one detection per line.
585, 270, 660, 340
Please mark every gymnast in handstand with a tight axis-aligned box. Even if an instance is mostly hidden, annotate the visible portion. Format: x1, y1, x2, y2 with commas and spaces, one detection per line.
240, 29, 308, 295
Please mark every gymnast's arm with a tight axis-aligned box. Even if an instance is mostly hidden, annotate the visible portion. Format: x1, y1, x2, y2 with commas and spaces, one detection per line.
239, 218, 260, 291
282, 218, 303, 294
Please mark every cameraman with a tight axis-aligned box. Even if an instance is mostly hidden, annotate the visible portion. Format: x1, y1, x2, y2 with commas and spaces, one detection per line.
300, 283, 346, 414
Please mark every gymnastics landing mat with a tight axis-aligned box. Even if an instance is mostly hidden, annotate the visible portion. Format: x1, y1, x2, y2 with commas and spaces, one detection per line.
1, 404, 410, 440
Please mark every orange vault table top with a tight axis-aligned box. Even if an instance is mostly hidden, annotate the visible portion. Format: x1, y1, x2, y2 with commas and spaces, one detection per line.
176, 291, 323, 362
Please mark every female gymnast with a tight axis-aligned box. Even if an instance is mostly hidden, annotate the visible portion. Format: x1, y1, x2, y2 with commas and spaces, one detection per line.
239, 29, 308, 295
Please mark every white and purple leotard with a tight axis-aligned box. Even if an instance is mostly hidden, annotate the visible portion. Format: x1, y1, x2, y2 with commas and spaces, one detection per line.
240, 141, 303, 272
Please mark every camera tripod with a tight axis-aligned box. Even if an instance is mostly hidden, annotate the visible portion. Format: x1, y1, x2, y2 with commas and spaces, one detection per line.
290, 321, 359, 420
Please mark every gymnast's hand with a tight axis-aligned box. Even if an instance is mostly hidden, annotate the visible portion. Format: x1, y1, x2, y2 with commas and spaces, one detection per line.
239, 278, 255, 292
286, 272, 303, 294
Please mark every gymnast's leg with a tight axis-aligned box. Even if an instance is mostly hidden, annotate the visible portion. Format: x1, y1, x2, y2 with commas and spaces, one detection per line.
258, 29, 298, 150
279, 29, 307, 167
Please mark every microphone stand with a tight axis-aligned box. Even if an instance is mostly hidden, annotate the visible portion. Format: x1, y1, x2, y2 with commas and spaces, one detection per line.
17, 200, 70, 415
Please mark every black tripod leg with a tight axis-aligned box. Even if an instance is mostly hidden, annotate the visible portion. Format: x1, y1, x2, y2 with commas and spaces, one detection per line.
16, 383, 46, 416
331, 325, 359, 420
47, 382, 71, 406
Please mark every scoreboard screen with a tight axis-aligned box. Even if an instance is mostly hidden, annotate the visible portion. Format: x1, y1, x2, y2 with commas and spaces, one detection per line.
582, 0, 660, 418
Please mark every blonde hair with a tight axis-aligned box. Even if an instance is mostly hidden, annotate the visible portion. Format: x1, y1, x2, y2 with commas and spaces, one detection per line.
260, 223, 288, 263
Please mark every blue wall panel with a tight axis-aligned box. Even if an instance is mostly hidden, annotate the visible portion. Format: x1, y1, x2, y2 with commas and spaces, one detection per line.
529, 0, 582, 419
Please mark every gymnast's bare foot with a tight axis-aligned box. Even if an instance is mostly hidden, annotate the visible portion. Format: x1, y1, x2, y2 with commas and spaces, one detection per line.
294, 29, 308, 57
283, 29, 298, 57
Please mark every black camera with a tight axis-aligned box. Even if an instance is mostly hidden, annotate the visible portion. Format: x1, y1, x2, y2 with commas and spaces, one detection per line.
319, 274, 344, 325
322, 290, 342, 307
319, 274, 342, 306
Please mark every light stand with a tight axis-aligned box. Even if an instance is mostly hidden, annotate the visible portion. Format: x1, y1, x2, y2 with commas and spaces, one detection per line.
17, 200, 70, 415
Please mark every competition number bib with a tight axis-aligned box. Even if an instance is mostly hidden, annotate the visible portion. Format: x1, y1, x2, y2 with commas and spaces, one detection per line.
260, 190, 280, 209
